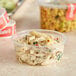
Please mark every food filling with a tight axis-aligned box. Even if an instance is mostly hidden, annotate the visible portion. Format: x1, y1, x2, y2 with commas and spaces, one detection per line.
40, 7, 76, 32
15, 31, 64, 65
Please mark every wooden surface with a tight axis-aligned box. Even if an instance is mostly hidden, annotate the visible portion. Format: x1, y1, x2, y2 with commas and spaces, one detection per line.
0, 0, 76, 76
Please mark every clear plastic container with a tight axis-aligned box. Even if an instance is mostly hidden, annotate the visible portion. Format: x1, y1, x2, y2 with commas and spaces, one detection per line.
12, 29, 66, 66
39, 0, 76, 32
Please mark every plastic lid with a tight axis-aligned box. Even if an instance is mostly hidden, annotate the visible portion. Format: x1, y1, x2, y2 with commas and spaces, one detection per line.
38, 0, 76, 8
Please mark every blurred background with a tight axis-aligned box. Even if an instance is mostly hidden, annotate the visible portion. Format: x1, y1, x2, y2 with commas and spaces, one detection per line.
0, 0, 24, 16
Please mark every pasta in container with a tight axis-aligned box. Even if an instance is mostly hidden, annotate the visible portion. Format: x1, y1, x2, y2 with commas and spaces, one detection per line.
12, 29, 66, 66
39, 0, 76, 32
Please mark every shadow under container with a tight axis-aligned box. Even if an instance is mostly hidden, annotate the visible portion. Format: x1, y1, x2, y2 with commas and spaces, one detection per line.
12, 29, 66, 66
39, 0, 76, 32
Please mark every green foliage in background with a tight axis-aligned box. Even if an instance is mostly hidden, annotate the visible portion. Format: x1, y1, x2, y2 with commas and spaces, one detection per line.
0, 0, 16, 13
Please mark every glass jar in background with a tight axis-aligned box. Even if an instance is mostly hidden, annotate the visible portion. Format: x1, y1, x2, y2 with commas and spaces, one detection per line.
39, 0, 76, 32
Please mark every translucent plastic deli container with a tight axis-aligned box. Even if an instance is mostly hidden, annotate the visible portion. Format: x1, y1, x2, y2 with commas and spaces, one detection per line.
12, 29, 66, 66
39, 0, 76, 32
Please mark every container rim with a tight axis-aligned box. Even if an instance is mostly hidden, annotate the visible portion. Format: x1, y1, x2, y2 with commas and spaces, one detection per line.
38, 0, 76, 8
12, 29, 66, 47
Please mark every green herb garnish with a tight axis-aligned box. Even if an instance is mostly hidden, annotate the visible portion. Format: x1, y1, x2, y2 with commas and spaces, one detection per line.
55, 15, 59, 19
33, 42, 38, 45
60, 22, 65, 28
49, 49, 52, 52
56, 53, 63, 61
